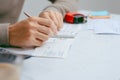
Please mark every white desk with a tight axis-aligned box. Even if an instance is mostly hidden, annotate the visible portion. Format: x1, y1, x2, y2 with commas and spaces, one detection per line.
21, 12, 120, 80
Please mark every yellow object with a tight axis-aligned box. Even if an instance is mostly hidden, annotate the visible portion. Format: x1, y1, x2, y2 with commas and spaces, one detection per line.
89, 15, 110, 19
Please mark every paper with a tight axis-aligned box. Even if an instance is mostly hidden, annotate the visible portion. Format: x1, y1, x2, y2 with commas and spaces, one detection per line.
34, 38, 74, 58
6, 38, 74, 58
87, 18, 120, 34
94, 19, 120, 34
86, 19, 98, 30
53, 23, 81, 38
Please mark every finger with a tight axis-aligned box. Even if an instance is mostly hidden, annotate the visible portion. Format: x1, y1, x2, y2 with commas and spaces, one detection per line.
26, 37, 41, 47
29, 16, 57, 35
41, 13, 58, 34
49, 11, 59, 28
35, 24, 53, 36
34, 39, 43, 47
28, 17, 51, 27
30, 36, 43, 47
55, 12, 63, 30
49, 11, 63, 31
39, 12, 48, 18
59, 13, 64, 28
39, 12, 58, 34
50, 21, 58, 35
34, 31, 49, 41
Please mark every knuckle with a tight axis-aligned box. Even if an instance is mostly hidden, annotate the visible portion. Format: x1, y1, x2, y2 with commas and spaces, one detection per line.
35, 41, 43, 47
24, 25, 31, 32
24, 19, 33, 27
46, 28, 51, 34
27, 22, 33, 27
49, 20, 52, 24
22, 21, 31, 31
28, 16, 38, 22
28, 17, 35, 21
44, 19, 51, 26
26, 22, 35, 30
26, 29, 33, 37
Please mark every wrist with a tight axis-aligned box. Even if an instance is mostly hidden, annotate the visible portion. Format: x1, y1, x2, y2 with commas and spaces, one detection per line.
0, 23, 10, 46
9, 24, 15, 46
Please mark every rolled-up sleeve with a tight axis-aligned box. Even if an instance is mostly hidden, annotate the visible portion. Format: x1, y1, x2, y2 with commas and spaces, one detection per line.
0, 23, 10, 46
44, 0, 80, 17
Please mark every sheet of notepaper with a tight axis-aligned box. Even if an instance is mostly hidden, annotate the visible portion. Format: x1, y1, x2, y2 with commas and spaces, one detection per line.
53, 23, 82, 38
94, 19, 120, 34
86, 18, 120, 34
33, 38, 74, 58
6, 38, 74, 58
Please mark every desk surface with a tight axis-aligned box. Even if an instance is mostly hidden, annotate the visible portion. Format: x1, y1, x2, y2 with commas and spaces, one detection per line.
21, 11, 120, 80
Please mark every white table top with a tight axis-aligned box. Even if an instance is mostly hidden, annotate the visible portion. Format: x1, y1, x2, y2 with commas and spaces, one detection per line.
21, 12, 120, 80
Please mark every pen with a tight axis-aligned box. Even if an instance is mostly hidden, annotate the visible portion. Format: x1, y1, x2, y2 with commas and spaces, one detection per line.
24, 12, 31, 17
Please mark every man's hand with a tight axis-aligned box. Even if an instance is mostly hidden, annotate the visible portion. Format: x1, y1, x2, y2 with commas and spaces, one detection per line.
39, 10, 63, 31
9, 17, 57, 48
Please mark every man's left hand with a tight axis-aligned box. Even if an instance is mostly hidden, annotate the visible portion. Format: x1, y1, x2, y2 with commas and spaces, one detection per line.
39, 10, 63, 31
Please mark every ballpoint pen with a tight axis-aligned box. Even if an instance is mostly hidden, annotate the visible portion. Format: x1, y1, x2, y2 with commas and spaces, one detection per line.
24, 12, 31, 17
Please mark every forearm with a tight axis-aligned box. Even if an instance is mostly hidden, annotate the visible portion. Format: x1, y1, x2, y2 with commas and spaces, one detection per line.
44, 0, 80, 17
0, 23, 10, 46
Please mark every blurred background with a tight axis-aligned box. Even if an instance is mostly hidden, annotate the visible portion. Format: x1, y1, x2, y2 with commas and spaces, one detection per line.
79, 0, 119, 14
19, 0, 120, 20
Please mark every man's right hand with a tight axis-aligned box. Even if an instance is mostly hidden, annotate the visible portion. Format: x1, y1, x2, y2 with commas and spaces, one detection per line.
9, 17, 57, 48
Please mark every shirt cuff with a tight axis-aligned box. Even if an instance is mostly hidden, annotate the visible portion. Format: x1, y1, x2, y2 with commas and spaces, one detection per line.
0, 23, 10, 46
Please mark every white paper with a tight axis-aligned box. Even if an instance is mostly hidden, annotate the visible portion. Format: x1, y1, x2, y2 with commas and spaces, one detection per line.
5, 38, 74, 58
54, 23, 81, 38
87, 18, 120, 34
34, 38, 74, 58
94, 19, 120, 34
86, 19, 98, 30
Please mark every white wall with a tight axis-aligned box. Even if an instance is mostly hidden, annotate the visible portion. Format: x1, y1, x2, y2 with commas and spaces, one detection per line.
79, 0, 120, 14
19, 0, 51, 20
19, 0, 120, 20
